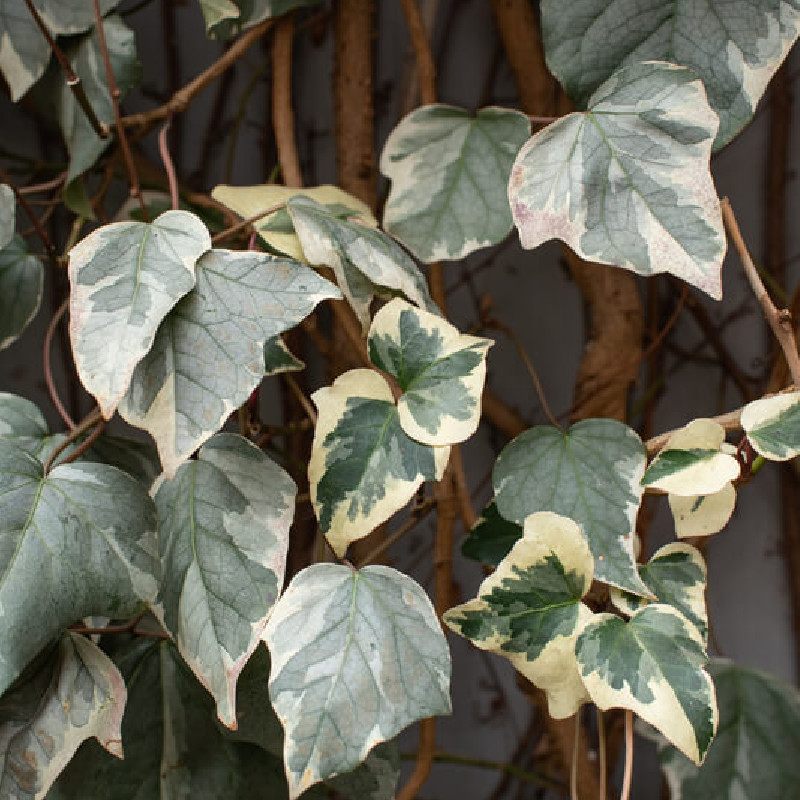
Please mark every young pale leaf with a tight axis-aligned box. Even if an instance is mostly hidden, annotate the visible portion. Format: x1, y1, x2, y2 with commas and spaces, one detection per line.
0, 633, 125, 800
198, 0, 240, 29
576, 604, 717, 765
68, 210, 210, 418
0, 236, 43, 350
368, 298, 492, 445
151, 433, 295, 729
309, 369, 449, 557
207, 0, 322, 40
493, 419, 650, 596
380, 105, 530, 262
741, 390, 800, 461
445, 512, 594, 718
541, 0, 800, 150
668, 484, 737, 539
461, 499, 523, 567
119, 248, 337, 476
0, 184, 14, 249
263, 563, 451, 798
264, 335, 304, 375
287, 196, 438, 331
508, 61, 725, 299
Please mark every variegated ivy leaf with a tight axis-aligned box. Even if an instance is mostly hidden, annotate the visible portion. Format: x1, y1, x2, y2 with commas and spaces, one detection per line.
461, 499, 523, 567
368, 299, 492, 446
0, 442, 158, 697
309, 369, 449, 557
380, 104, 530, 262
445, 512, 593, 718
0, 184, 14, 249
0, 633, 125, 800
508, 61, 726, 300
263, 563, 451, 798
541, 0, 800, 150
576, 604, 717, 765
198, 0, 240, 30
0, 393, 49, 454
493, 418, 650, 596
119, 248, 337, 477
264, 335, 304, 375
741, 390, 800, 461
668, 484, 737, 539
68, 210, 211, 419
211, 183, 376, 261
151, 433, 295, 729
610, 542, 708, 645
287, 196, 438, 332
0, 235, 43, 350
207, 0, 322, 40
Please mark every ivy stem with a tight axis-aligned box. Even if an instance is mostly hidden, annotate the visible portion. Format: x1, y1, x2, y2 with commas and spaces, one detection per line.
397, 717, 436, 800
210, 202, 287, 245
159, 117, 179, 211
356, 498, 437, 567
597, 708, 607, 800
570, 713, 580, 800
43, 407, 103, 474
43, 300, 75, 430
282, 373, 317, 425
18, 172, 66, 196
619, 710, 634, 800
399, 0, 437, 105
272, 16, 303, 188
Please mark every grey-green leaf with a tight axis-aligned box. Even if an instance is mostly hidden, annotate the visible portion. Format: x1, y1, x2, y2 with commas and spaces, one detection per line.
380, 104, 530, 262
0, 236, 43, 350
207, 0, 322, 40
741, 390, 800, 461
0, 184, 14, 249
264, 335, 304, 376
0, 393, 49, 454
461, 499, 523, 567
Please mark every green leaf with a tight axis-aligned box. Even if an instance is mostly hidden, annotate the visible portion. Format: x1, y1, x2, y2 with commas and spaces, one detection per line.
576, 604, 717, 765
288, 196, 439, 332
68, 210, 211, 418
0, 633, 125, 800
380, 104, 530, 262
197, 0, 240, 30
492, 418, 650, 597
263, 563, 451, 798
445, 512, 593, 718
151, 433, 295, 728
0, 184, 14, 249
741, 390, 800, 461
541, 0, 800, 150
206, 0, 322, 40
119, 248, 337, 477
0, 235, 43, 350
0, 393, 49, 455
508, 61, 726, 299
82, 435, 160, 488
461, 499, 523, 567
264, 335, 304, 375
668, 484, 737, 539
0, 442, 158, 696
309, 369, 449, 557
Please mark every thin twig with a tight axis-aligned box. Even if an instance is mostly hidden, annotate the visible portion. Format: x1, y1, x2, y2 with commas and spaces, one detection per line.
450, 445, 476, 529
18, 172, 66, 196
211, 202, 287, 244
272, 15, 303, 188
639, 284, 688, 364
396, 718, 436, 800
356, 499, 436, 567
43, 408, 103, 473
283, 372, 317, 424
619, 710, 634, 800
57, 418, 107, 467
43, 300, 75, 430
158, 117, 180, 210
399, 0, 437, 105
570, 713, 580, 800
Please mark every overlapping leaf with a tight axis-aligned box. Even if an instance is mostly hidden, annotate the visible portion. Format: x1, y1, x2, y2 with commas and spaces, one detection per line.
263, 563, 451, 798
668, 484, 737, 539
0, 184, 14, 249
0, 393, 49, 455
0, 236, 43, 350
205, 0, 322, 40
263, 335, 304, 375
741, 390, 800, 461
461, 499, 523, 567
508, 61, 726, 299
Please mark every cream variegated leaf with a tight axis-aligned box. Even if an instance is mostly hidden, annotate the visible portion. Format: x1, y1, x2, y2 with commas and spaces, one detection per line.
263, 564, 451, 798
69, 210, 211, 418
741, 390, 800, 461
668, 484, 737, 539
0, 236, 43, 351
207, 0, 322, 40
197, 0, 240, 29
509, 61, 726, 299
445, 512, 593, 718
0, 184, 14, 249
368, 298, 492, 446
264, 335, 304, 375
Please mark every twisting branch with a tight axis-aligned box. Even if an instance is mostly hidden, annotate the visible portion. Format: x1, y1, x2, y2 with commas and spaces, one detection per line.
272, 16, 303, 188
399, 0, 437, 105
43, 300, 75, 430
43, 407, 103, 473
158, 117, 179, 210
211, 203, 287, 245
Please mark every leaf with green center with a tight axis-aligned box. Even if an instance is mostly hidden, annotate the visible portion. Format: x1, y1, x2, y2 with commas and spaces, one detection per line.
0, 633, 125, 800
576, 604, 717, 764
263, 563, 451, 798
207, 0, 322, 40
380, 104, 530, 262
81, 435, 160, 489
461, 500, 523, 567
309, 369, 449, 557
118, 248, 338, 477
287, 196, 439, 332
0, 184, 14, 249
0, 236, 43, 351
741, 390, 800, 461
492, 418, 650, 596
197, 0, 240, 29
263, 335, 304, 375
0, 441, 158, 696
541, 0, 800, 150
151, 433, 295, 728
508, 61, 726, 299
368, 298, 492, 446
0, 393, 49, 454
68, 209, 210, 419
445, 512, 594, 718
668, 484, 737, 539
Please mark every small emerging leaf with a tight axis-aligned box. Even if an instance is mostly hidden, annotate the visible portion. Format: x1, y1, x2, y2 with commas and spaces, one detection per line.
741, 390, 800, 461
0, 236, 43, 351
461, 499, 523, 567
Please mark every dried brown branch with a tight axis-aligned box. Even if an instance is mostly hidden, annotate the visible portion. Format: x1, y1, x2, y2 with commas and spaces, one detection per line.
43, 407, 103, 473
397, 718, 437, 800
158, 118, 179, 210
43, 299, 74, 430
272, 16, 303, 188
400, 0, 437, 105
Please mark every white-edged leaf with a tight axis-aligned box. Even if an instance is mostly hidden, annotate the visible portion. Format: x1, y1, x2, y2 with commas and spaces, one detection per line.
263, 563, 451, 798
197, 0, 240, 29
493, 418, 650, 596
264, 335, 304, 375
380, 104, 530, 262
68, 210, 211, 418
0, 184, 14, 249
151, 433, 295, 729
461, 499, 523, 567
0, 633, 125, 800
0, 236, 43, 350
368, 298, 492, 445
668, 483, 737, 539
445, 512, 593, 718
741, 390, 800, 461
207, 0, 322, 40
508, 61, 726, 299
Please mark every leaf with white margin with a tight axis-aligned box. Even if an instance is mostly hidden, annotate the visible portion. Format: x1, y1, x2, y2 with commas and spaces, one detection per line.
668, 484, 737, 539
68, 209, 210, 419
493, 418, 651, 597
211, 184, 376, 261
309, 369, 449, 557
609, 542, 708, 645
207, 0, 322, 40
0, 236, 43, 350
508, 61, 726, 300
264, 335, 304, 375
0, 393, 49, 454
461, 499, 523, 567
288, 196, 439, 332
541, 0, 800, 150
576, 604, 717, 764
198, 0, 240, 29
741, 390, 800, 461
368, 299, 492, 445
0, 633, 125, 800
380, 104, 530, 262
118, 248, 337, 476
0, 441, 158, 697
0, 184, 14, 249
151, 433, 295, 729
263, 563, 451, 798
445, 512, 593, 718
